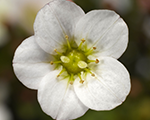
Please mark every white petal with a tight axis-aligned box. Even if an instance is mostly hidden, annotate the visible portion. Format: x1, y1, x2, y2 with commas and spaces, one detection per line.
34, 0, 85, 54
74, 57, 130, 110
74, 10, 128, 59
38, 70, 88, 120
13, 36, 53, 89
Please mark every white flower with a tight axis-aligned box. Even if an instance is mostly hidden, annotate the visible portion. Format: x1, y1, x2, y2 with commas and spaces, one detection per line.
13, 0, 131, 120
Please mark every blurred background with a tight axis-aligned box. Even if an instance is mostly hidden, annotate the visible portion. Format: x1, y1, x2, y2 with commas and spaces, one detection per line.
0, 0, 150, 120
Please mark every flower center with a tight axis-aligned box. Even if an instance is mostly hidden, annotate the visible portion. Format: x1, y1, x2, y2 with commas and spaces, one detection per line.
50, 35, 99, 85
62, 49, 87, 74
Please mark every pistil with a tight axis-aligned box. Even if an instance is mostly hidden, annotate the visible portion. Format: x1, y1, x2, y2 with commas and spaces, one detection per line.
51, 35, 98, 85
77, 61, 87, 69
60, 56, 70, 63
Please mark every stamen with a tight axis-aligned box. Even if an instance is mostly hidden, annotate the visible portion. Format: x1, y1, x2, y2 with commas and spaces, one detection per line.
85, 47, 96, 55
77, 61, 87, 69
60, 56, 70, 63
57, 68, 65, 77
87, 59, 99, 64
69, 74, 74, 85
65, 35, 71, 49
78, 73, 84, 84
85, 68, 95, 77
54, 49, 63, 55
78, 38, 85, 50
50, 61, 62, 65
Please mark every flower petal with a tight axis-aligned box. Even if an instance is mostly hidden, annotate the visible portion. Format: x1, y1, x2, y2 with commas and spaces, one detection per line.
13, 36, 53, 89
34, 0, 85, 54
74, 57, 130, 110
74, 10, 128, 59
38, 70, 88, 120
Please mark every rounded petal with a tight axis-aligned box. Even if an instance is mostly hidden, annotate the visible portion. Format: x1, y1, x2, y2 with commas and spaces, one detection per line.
34, 0, 85, 54
74, 10, 128, 59
13, 36, 53, 89
74, 57, 130, 110
38, 70, 88, 120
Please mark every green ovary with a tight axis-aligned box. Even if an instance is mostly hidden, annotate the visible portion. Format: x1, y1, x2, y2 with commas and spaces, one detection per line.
62, 49, 87, 74
51, 36, 98, 84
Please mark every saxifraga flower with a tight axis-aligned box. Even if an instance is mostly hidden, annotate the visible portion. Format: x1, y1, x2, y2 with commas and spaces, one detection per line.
13, 0, 131, 120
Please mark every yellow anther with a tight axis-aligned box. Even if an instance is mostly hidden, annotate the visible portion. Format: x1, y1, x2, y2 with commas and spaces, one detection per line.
57, 74, 60, 77
60, 56, 70, 63
91, 73, 95, 77
79, 79, 84, 84
93, 47, 96, 50
54, 49, 57, 52
50, 61, 53, 65
77, 61, 87, 69
70, 81, 73, 85
65, 35, 69, 39
95, 59, 99, 64
81, 38, 85, 43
